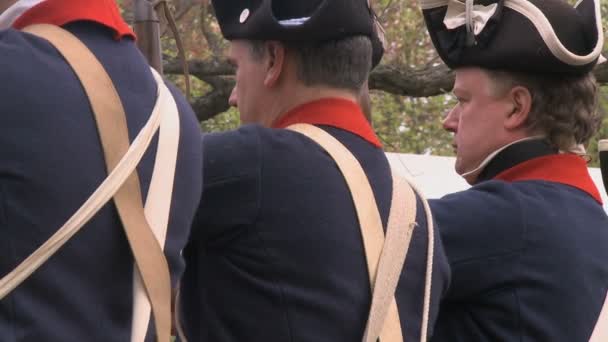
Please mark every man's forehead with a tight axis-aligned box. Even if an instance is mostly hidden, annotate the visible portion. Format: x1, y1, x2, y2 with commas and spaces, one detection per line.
453, 68, 491, 92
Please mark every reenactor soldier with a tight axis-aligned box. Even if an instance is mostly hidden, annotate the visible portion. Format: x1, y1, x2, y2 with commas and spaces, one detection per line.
0, 0, 202, 341
179, 0, 450, 341
417, 0, 608, 340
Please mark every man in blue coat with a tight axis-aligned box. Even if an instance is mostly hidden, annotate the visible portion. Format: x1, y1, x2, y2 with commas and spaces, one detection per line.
179, 0, 450, 341
0, 0, 202, 341
417, 0, 608, 340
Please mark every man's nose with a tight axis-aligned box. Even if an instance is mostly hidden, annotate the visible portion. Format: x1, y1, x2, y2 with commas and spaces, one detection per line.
442, 107, 458, 133
228, 87, 238, 107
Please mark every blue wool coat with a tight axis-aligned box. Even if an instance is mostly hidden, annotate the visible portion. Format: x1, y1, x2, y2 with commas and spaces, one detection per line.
430, 140, 608, 341
180, 116, 450, 341
0, 22, 202, 341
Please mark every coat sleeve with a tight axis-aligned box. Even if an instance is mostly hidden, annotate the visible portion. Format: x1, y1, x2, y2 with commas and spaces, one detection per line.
190, 124, 263, 244
429, 180, 526, 300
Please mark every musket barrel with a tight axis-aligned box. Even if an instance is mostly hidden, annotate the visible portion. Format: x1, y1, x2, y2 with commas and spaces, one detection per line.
134, 0, 163, 74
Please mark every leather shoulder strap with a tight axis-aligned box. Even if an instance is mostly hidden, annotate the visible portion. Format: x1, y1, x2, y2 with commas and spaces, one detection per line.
287, 124, 385, 283
287, 123, 431, 342
364, 168, 417, 342
20, 24, 171, 342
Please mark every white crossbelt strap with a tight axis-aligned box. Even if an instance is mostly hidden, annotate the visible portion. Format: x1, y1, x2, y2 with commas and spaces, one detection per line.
590, 292, 608, 341
0, 49, 166, 302
287, 123, 434, 341
364, 168, 417, 342
0, 24, 178, 342
0, 76, 168, 297
403, 173, 436, 341
130, 61, 181, 342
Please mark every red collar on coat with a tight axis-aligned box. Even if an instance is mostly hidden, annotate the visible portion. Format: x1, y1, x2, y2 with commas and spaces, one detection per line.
272, 98, 382, 148
494, 154, 603, 204
13, 0, 135, 40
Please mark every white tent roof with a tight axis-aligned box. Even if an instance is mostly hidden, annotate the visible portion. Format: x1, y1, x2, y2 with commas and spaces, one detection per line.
386, 153, 608, 211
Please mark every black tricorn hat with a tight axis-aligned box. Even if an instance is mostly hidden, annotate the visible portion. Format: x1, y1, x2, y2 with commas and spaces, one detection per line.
420, 0, 604, 75
211, 0, 386, 68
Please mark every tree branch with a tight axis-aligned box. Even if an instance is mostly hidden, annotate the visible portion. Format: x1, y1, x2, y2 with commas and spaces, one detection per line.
159, 0, 198, 36
369, 63, 454, 97
164, 57, 235, 79
190, 77, 234, 121
164, 56, 608, 121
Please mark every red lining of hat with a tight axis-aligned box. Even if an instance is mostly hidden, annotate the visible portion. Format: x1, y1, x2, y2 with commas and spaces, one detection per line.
13, 0, 135, 40
272, 98, 382, 148
494, 154, 603, 204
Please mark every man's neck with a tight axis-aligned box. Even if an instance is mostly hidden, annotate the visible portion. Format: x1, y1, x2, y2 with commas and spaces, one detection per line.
264, 86, 358, 127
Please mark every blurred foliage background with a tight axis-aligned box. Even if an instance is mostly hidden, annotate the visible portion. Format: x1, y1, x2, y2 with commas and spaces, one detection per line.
119, 0, 608, 166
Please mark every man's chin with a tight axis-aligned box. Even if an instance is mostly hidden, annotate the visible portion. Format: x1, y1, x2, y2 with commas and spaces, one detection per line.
454, 162, 478, 185
454, 161, 465, 176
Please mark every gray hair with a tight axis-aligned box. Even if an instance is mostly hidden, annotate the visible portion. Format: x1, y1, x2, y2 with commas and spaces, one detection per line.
486, 70, 600, 151
248, 36, 373, 92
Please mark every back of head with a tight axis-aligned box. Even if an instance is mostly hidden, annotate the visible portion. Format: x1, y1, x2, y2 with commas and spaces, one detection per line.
263, 36, 373, 92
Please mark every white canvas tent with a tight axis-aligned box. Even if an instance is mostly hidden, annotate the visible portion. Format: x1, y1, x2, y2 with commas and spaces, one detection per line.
387, 153, 608, 212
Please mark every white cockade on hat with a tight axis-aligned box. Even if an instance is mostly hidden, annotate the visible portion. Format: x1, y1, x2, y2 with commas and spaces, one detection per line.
443, 0, 497, 45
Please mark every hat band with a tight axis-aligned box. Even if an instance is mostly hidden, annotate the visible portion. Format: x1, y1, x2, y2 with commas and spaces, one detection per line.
420, 0, 604, 66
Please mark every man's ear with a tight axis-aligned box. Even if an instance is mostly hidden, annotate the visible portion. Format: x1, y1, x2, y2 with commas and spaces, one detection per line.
504, 85, 532, 130
263, 41, 286, 88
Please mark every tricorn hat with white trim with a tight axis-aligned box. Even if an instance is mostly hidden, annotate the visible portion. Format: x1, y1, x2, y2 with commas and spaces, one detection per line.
211, 0, 386, 68
419, 0, 604, 75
